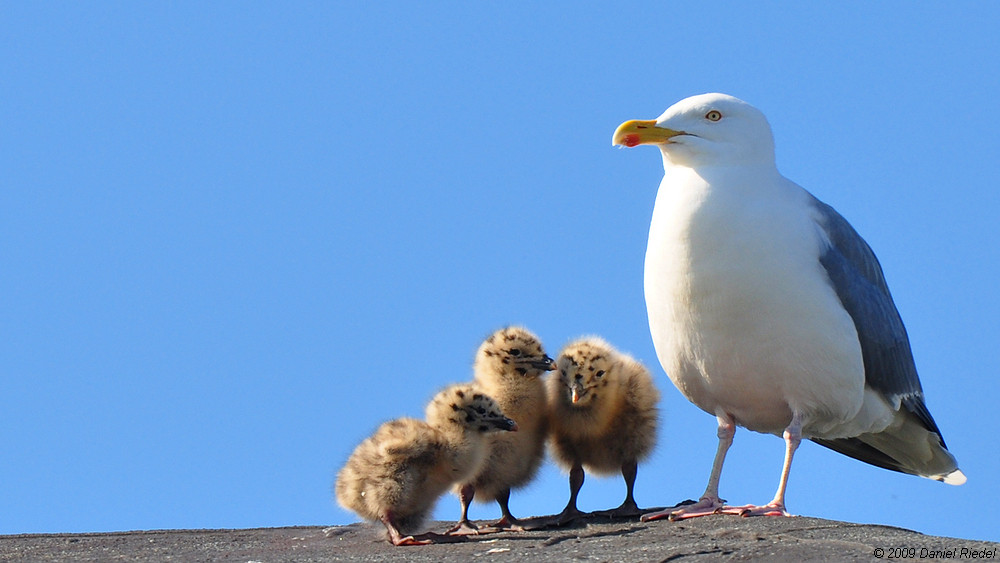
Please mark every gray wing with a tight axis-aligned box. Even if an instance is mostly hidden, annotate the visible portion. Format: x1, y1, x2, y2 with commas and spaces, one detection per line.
809, 195, 945, 443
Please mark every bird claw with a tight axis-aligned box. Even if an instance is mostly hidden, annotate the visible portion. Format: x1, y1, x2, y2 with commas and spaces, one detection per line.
444, 520, 480, 536
640, 497, 792, 522
393, 531, 469, 545
641, 497, 720, 522
391, 535, 432, 546
539, 506, 587, 528
591, 499, 643, 519
481, 515, 525, 532
728, 502, 792, 518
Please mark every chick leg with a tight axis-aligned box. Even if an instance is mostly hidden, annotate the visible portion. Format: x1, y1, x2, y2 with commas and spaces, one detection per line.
593, 460, 642, 518
483, 489, 525, 531
642, 414, 735, 521
444, 484, 480, 535
383, 511, 472, 546
549, 462, 586, 526
381, 513, 421, 546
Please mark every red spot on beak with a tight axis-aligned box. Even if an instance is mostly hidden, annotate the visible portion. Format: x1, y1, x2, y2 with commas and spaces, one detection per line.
623, 133, 641, 148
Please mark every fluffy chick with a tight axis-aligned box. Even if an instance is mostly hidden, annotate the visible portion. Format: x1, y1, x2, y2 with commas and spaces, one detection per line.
449, 326, 555, 533
336, 384, 517, 546
547, 337, 660, 524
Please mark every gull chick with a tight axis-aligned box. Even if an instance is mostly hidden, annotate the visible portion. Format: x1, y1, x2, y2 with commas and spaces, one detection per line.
335, 384, 516, 545
547, 337, 659, 524
449, 326, 555, 533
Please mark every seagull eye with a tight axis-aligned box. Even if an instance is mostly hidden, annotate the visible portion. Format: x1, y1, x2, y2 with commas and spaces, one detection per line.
509, 348, 521, 357
595, 370, 605, 378
706, 110, 722, 122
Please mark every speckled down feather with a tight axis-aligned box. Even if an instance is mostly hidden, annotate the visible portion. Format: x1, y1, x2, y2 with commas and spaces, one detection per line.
548, 337, 659, 476
336, 384, 513, 534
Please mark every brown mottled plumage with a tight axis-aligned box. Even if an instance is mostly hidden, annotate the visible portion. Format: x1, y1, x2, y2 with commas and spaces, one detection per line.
547, 337, 660, 523
449, 326, 555, 534
335, 384, 516, 545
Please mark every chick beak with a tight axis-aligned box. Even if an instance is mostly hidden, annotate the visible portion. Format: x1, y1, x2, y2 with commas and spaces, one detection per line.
571, 384, 586, 404
496, 417, 518, 432
528, 355, 557, 371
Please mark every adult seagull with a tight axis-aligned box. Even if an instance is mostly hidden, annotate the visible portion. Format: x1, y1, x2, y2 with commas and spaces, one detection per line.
612, 93, 965, 520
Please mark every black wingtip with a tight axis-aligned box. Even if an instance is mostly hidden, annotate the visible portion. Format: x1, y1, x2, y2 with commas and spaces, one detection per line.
810, 436, 911, 476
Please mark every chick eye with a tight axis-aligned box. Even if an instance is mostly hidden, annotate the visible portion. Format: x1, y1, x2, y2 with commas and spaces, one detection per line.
509, 348, 521, 356
595, 370, 605, 378
706, 110, 722, 122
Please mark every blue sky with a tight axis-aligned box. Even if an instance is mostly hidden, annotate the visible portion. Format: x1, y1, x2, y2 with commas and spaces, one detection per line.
2, 2, 998, 543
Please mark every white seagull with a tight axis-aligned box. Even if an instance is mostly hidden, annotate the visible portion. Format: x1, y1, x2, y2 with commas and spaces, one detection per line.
612, 93, 965, 520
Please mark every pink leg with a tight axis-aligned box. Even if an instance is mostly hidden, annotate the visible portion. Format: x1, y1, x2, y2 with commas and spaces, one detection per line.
445, 484, 480, 535
380, 513, 469, 546
727, 413, 802, 517
397, 531, 470, 545
650, 412, 804, 521
381, 513, 422, 546
382, 512, 468, 546
643, 415, 736, 522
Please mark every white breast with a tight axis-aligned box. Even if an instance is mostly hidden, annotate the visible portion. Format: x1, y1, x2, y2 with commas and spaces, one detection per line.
644, 164, 867, 437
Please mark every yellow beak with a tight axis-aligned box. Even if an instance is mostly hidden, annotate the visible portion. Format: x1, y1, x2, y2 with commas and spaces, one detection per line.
612, 119, 684, 147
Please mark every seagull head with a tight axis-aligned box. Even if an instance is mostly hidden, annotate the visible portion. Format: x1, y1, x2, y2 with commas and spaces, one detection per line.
612, 93, 776, 168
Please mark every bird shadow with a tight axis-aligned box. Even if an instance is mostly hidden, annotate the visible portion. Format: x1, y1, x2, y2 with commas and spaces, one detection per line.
430, 498, 699, 544
527, 499, 699, 531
